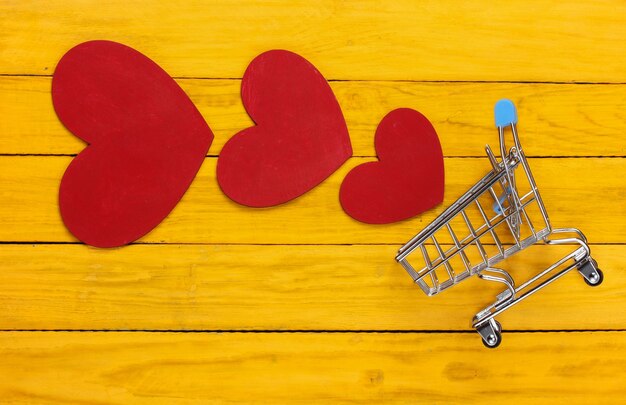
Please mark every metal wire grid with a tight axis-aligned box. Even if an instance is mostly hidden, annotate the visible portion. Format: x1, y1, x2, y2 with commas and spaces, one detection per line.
393, 100, 603, 348
396, 149, 550, 296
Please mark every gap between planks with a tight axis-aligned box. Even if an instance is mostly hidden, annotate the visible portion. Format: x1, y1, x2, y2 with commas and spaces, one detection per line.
0, 154, 624, 159
0, 329, 625, 333
4, 73, 626, 85
0, 242, 619, 246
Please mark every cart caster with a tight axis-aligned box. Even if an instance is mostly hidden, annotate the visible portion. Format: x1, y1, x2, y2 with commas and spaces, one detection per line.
578, 258, 603, 287
584, 268, 603, 287
477, 319, 502, 349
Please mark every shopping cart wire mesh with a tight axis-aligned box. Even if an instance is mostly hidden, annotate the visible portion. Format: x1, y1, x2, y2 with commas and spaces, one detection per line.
395, 99, 603, 348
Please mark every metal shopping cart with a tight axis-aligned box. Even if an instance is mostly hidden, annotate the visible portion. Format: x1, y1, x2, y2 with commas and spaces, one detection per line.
395, 99, 603, 348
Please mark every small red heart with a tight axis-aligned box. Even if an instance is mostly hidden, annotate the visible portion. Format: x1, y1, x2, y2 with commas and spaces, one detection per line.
339, 108, 444, 224
217, 50, 352, 207
53, 41, 213, 247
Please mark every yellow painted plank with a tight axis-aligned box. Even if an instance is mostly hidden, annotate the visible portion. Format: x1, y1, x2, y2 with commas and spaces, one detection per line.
0, 244, 620, 330
0, 156, 623, 244
0, 331, 624, 403
2, 1, 626, 82
2, 76, 625, 156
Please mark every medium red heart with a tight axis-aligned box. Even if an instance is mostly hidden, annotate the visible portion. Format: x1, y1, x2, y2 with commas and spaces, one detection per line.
53, 40, 213, 247
339, 108, 444, 224
217, 50, 352, 207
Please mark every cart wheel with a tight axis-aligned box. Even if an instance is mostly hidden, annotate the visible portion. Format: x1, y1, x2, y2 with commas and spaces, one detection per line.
481, 330, 502, 349
584, 268, 603, 287
578, 258, 603, 287
476, 318, 503, 349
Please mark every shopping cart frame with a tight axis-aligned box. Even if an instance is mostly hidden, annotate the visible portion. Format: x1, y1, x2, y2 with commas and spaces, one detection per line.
395, 99, 603, 348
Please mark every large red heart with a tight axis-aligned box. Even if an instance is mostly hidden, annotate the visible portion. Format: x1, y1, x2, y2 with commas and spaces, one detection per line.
53, 41, 213, 248
216, 50, 352, 207
339, 108, 444, 224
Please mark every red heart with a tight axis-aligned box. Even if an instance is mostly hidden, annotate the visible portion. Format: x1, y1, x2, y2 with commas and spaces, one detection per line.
53, 41, 213, 247
339, 108, 444, 224
217, 50, 352, 207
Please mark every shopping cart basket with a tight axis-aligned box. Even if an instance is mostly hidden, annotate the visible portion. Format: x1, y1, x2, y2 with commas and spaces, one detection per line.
395, 99, 603, 348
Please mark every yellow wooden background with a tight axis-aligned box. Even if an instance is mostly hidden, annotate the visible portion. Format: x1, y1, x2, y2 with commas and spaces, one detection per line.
1, 1, 625, 403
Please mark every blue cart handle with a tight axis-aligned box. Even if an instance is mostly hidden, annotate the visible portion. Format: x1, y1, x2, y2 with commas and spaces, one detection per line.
494, 99, 522, 157
494, 99, 518, 128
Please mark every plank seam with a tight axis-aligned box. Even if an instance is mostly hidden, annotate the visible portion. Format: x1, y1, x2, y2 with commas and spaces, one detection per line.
0, 154, 624, 159
0, 329, 624, 333
4, 73, 626, 85
0, 242, 621, 246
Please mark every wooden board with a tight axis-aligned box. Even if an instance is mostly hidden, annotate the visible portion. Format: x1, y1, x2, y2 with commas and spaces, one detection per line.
0, 156, 623, 244
2, 77, 625, 157
0, 244, 621, 331
2, 1, 626, 82
2, 1, 625, 403
1, 332, 625, 404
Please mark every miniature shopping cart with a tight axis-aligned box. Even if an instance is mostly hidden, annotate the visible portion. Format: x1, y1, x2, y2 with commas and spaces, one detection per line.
395, 99, 603, 348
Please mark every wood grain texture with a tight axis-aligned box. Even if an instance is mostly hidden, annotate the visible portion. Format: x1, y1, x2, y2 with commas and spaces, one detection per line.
2, 76, 626, 157
1, 331, 625, 404
2, 1, 625, 402
0, 244, 620, 331
0, 156, 623, 244
1, 1, 626, 82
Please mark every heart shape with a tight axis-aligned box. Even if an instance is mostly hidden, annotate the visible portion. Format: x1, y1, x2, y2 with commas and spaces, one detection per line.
217, 50, 352, 207
339, 108, 444, 224
53, 40, 213, 247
